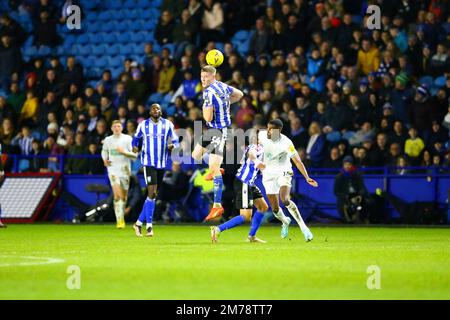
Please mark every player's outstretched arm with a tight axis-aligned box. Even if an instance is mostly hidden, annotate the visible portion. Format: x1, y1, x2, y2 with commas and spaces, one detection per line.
248, 150, 266, 170
292, 154, 318, 187
229, 86, 244, 104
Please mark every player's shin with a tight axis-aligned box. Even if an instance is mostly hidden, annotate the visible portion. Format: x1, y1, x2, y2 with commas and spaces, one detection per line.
249, 211, 264, 237
144, 197, 156, 230
218, 215, 245, 232
286, 200, 308, 232
273, 207, 290, 225
213, 175, 223, 205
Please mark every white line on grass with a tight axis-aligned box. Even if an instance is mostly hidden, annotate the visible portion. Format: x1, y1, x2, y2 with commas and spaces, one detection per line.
0, 255, 66, 267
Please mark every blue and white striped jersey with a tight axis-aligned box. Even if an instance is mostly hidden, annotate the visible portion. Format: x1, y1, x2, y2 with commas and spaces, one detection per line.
132, 118, 179, 169
236, 144, 264, 186
203, 80, 233, 129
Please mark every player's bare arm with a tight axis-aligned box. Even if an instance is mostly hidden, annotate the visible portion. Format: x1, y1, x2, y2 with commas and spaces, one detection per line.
229, 86, 244, 104
101, 143, 111, 167
292, 154, 318, 187
116, 146, 138, 159
202, 104, 213, 122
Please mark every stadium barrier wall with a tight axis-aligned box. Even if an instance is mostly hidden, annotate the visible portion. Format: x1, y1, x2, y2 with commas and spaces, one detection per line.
3, 154, 450, 223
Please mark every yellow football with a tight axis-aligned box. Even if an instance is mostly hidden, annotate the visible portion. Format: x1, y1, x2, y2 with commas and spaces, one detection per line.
206, 49, 224, 68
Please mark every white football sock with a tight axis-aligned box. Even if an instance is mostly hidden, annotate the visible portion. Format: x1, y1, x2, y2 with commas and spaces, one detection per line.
273, 208, 290, 225
113, 200, 120, 222
286, 200, 308, 232
146, 223, 153, 230
135, 220, 143, 227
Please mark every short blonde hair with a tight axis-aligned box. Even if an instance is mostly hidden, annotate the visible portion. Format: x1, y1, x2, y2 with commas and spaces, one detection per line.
112, 120, 122, 126
201, 65, 217, 75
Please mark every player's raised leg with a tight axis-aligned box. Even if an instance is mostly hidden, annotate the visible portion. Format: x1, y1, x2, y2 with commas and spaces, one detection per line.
247, 197, 269, 243
280, 185, 313, 242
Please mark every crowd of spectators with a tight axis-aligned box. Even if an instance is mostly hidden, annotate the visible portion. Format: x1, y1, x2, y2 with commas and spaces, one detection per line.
0, 0, 449, 175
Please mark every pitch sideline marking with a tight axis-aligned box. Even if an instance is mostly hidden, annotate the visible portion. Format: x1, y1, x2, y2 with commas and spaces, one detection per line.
0, 255, 66, 267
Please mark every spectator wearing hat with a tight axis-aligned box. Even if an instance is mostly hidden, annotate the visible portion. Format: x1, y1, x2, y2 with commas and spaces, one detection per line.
127, 68, 148, 105
391, 72, 413, 126
410, 85, 432, 138
306, 48, 326, 93
334, 155, 370, 223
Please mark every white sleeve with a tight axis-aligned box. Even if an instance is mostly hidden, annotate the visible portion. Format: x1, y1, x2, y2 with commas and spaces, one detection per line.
101, 137, 109, 160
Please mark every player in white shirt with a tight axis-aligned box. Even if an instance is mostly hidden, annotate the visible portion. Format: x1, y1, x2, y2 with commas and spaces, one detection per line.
258, 119, 318, 241
102, 120, 137, 229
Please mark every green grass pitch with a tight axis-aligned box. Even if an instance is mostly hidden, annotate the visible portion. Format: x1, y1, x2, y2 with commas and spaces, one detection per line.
0, 224, 449, 300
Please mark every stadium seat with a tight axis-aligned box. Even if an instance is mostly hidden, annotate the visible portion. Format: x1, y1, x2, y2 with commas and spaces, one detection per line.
148, 92, 164, 104
79, 44, 92, 56
110, 10, 125, 21
129, 20, 143, 32
76, 34, 89, 45
111, 67, 123, 79
98, 11, 112, 21
233, 30, 249, 41
130, 32, 145, 43
110, 0, 122, 9
101, 21, 115, 33
151, 0, 162, 8
127, 9, 140, 20
92, 44, 107, 56
142, 20, 157, 31
94, 57, 109, 69
119, 44, 133, 56
123, 0, 136, 9
434, 76, 447, 88
108, 44, 121, 56
23, 46, 38, 57
115, 22, 129, 33
85, 12, 98, 22
419, 76, 434, 88
88, 33, 102, 43
38, 46, 51, 56
108, 56, 122, 68
103, 33, 117, 44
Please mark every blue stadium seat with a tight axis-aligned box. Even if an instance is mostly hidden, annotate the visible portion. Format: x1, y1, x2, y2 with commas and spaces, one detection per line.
95, 57, 109, 69
115, 22, 129, 33
101, 21, 115, 33
215, 42, 224, 53
111, 67, 123, 79
110, 10, 125, 21
140, 9, 154, 20
108, 44, 121, 56
92, 44, 107, 56
23, 46, 38, 57
129, 20, 143, 32
110, 0, 122, 9
88, 33, 102, 43
80, 0, 99, 10
119, 44, 132, 56
116, 32, 130, 43
98, 11, 112, 21
38, 46, 51, 56
85, 12, 98, 22
138, 31, 155, 43
136, 0, 151, 9
434, 76, 446, 88
131, 43, 142, 55
233, 30, 249, 41
83, 57, 97, 69
76, 33, 89, 45
127, 9, 140, 20
103, 33, 117, 44
124, 0, 136, 9
142, 20, 156, 30
151, 0, 162, 8
79, 44, 92, 56
109, 56, 122, 68
130, 32, 145, 43
148, 92, 164, 104
419, 76, 434, 88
